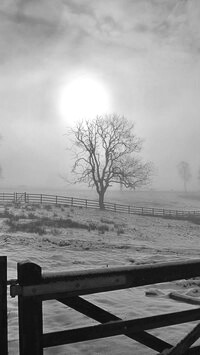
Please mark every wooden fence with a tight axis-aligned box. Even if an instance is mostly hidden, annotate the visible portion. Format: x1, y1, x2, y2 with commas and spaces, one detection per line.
5, 258, 200, 354
0, 191, 200, 219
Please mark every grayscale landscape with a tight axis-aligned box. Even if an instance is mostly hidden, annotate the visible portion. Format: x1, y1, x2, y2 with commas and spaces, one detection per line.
1, 0, 200, 354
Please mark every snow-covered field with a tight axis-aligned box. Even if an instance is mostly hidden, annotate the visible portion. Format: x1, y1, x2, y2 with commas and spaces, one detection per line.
1, 190, 200, 354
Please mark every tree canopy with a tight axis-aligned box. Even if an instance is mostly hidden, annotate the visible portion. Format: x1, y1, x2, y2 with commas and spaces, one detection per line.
69, 114, 152, 208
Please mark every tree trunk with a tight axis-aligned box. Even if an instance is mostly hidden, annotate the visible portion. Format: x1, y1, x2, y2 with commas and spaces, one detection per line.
98, 191, 105, 210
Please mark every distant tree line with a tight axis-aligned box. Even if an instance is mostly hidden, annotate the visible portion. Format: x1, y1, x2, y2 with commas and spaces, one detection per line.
177, 161, 200, 192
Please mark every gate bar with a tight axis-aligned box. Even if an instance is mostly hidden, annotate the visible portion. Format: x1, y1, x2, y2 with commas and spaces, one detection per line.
169, 323, 200, 354
0, 256, 8, 355
43, 307, 200, 348
11, 259, 200, 299
18, 261, 43, 355
58, 296, 172, 352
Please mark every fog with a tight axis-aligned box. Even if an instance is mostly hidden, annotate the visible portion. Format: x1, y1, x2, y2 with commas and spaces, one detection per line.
1, 0, 200, 191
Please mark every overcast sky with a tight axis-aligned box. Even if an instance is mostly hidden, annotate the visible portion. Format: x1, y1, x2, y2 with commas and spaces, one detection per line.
1, 0, 200, 191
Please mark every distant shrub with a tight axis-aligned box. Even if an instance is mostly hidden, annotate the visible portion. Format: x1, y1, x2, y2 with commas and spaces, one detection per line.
4, 208, 11, 218
100, 217, 113, 225
42, 237, 51, 243
43, 205, 52, 211
127, 258, 135, 264
187, 216, 200, 225
98, 224, 109, 234
57, 240, 71, 247
116, 244, 130, 249
30, 217, 89, 230
42, 238, 71, 247
3, 211, 22, 221
45, 218, 87, 230
6, 219, 46, 235
25, 204, 41, 211
117, 227, 125, 236
13, 202, 22, 208
28, 212, 37, 219
162, 214, 200, 224
4, 213, 113, 235
9, 214, 22, 221
50, 228, 62, 236
32, 204, 41, 210
114, 222, 126, 229
88, 222, 97, 231
57, 204, 69, 210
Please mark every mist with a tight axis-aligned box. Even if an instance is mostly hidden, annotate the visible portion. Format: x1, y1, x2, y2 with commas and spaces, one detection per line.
1, 0, 200, 191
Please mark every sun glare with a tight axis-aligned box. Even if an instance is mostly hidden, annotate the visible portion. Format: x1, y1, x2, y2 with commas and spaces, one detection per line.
58, 74, 111, 123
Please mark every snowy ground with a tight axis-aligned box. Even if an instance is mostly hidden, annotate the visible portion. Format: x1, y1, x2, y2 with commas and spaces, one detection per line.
1, 193, 200, 354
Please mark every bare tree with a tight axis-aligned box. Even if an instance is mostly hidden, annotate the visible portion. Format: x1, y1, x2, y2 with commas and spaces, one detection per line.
177, 161, 191, 192
68, 114, 152, 209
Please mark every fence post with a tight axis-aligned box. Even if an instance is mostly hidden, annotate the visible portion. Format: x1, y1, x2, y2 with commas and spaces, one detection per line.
71, 197, 73, 207
0, 256, 8, 355
18, 261, 43, 355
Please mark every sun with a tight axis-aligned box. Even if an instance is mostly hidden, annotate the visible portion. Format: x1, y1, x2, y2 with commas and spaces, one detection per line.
58, 74, 111, 123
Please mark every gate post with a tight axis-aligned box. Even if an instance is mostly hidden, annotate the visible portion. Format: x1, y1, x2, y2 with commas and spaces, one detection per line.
18, 261, 43, 355
0, 256, 8, 355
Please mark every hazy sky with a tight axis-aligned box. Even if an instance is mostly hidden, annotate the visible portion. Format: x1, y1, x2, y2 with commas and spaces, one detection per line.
1, 0, 200, 191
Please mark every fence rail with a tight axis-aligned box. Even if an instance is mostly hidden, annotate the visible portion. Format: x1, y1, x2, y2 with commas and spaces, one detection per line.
7, 258, 200, 354
0, 191, 200, 220
1, 257, 200, 353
